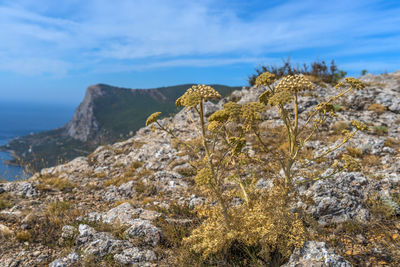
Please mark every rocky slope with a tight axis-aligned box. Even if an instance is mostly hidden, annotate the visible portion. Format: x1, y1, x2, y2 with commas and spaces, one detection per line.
2, 84, 239, 171
0, 72, 400, 266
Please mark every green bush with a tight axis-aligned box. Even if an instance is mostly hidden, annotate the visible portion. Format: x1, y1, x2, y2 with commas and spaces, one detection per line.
248, 59, 347, 86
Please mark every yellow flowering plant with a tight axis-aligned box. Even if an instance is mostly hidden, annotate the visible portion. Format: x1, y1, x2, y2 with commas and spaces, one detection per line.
145, 75, 366, 265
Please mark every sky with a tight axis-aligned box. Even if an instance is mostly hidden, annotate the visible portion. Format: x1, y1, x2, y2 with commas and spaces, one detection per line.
0, 0, 399, 105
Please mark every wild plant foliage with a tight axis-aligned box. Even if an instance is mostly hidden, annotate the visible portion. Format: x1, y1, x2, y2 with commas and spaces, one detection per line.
248, 59, 347, 86
146, 73, 366, 265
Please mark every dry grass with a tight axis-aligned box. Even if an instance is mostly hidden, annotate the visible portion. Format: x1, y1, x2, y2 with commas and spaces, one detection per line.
320, 192, 400, 266
371, 125, 389, 136
104, 165, 152, 187
123, 161, 144, 177
104, 176, 135, 187
332, 121, 349, 135
346, 146, 363, 158
361, 154, 381, 168
385, 137, 400, 150
368, 103, 387, 114
36, 176, 76, 192
0, 193, 14, 210
16, 230, 32, 242
20, 201, 84, 247
134, 180, 157, 198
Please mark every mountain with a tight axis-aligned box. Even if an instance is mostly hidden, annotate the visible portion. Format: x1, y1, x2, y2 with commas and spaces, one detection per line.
1, 83, 240, 171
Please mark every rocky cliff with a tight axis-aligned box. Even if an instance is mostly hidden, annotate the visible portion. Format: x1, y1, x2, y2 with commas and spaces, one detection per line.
0, 72, 400, 266
64, 84, 105, 142
2, 83, 240, 171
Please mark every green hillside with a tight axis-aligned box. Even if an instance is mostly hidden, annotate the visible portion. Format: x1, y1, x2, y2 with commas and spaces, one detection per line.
1, 84, 240, 172
93, 84, 237, 139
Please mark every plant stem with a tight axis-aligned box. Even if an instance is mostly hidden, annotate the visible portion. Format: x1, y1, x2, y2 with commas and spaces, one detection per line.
199, 100, 230, 222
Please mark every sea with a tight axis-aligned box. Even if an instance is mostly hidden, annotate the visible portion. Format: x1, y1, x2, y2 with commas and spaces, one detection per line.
0, 101, 75, 181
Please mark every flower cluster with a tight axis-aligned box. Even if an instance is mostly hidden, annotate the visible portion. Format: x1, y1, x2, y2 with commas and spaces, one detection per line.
342, 154, 361, 171
336, 77, 365, 90
268, 90, 292, 106
208, 110, 229, 123
351, 120, 368, 131
241, 102, 265, 131
195, 167, 213, 186
145, 112, 162, 126
255, 72, 276, 87
223, 102, 242, 120
207, 121, 222, 132
275, 74, 314, 93
176, 84, 221, 108
314, 102, 336, 116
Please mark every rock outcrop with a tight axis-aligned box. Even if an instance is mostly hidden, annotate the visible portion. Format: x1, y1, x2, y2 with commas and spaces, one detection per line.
64, 84, 105, 142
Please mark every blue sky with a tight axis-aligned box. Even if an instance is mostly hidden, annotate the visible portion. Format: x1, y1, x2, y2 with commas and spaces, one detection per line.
0, 0, 399, 105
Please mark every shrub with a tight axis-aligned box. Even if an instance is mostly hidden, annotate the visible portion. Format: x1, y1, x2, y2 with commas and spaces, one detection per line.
147, 75, 366, 265
372, 125, 388, 136
248, 59, 347, 86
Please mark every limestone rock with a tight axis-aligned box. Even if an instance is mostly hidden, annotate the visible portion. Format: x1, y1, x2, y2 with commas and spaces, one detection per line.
61, 225, 76, 239
1, 181, 38, 197
114, 247, 157, 265
87, 202, 160, 226
49, 252, 80, 267
125, 219, 162, 246
301, 172, 370, 225
283, 241, 352, 267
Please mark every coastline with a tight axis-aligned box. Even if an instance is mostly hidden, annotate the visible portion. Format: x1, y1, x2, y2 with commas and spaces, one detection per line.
0, 142, 31, 181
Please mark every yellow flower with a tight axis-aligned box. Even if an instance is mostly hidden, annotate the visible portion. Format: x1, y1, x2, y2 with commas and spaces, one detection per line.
208, 121, 222, 132
208, 110, 229, 123
145, 112, 162, 126
255, 72, 276, 87
351, 120, 368, 131
223, 102, 242, 120
241, 102, 265, 131
176, 84, 221, 109
275, 74, 314, 93
314, 103, 336, 115
268, 90, 291, 106
336, 77, 365, 90
195, 167, 213, 186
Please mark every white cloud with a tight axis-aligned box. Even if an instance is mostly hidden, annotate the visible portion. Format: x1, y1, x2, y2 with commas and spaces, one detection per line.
0, 0, 399, 75
0, 57, 70, 76
91, 56, 277, 73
